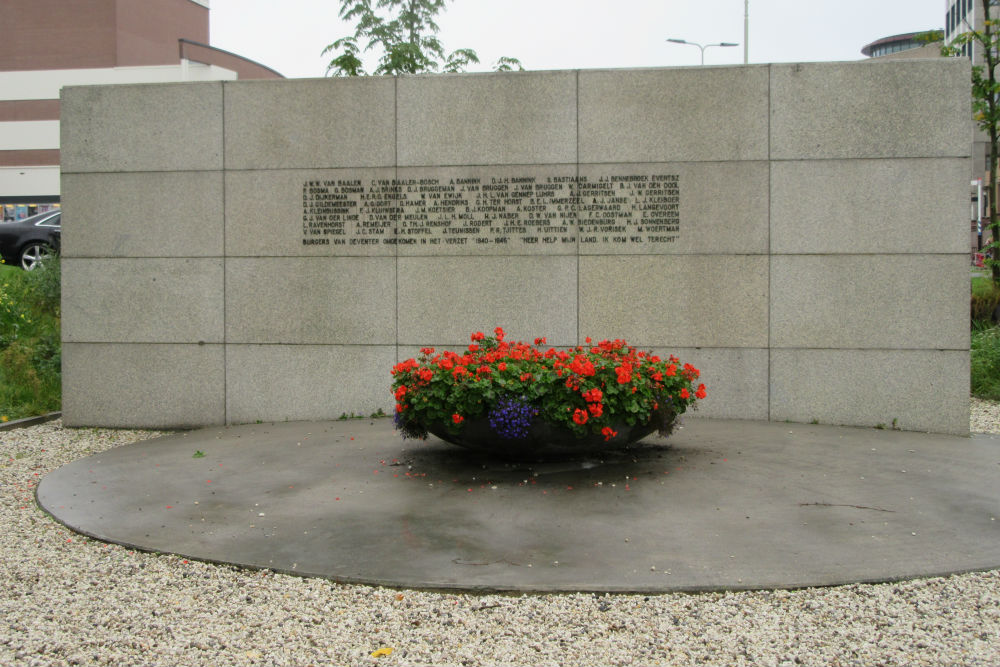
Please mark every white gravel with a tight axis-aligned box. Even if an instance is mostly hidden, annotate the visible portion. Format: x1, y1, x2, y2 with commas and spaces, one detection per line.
1, 406, 999, 667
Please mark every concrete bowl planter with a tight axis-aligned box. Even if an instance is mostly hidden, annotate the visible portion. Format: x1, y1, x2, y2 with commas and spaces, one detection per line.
425, 414, 663, 461
392, 327, 705, 461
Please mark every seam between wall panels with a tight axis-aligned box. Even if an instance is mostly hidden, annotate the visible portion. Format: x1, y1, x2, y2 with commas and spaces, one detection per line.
576, 69, 580, 346
394, 75, 400, 365
766, 64, 772, 424
221, 81, 228, 425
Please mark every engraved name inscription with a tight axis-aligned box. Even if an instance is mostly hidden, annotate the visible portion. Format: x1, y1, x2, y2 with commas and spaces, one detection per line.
301, 172, 679, 248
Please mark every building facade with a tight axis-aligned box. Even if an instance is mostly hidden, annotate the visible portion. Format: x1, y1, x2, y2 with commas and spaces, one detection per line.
0, 0, 281, 220
944, 0, 1000, 255
861, 32, 940, 59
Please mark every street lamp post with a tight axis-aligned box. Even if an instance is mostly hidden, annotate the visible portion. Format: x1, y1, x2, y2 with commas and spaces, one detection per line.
744, 0, 749, 64
666, 38, 739, 65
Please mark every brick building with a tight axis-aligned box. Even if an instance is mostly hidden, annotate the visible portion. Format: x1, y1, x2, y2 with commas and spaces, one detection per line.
0, 0, 282, 219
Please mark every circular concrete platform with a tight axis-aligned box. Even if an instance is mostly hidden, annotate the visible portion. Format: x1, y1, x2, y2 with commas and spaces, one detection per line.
37, 418, 1000, 593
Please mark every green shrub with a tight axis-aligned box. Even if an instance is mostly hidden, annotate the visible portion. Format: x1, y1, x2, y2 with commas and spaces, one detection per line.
971, 321, 1000, 400
971, 275, 1000, 322
0, 258, 61, 420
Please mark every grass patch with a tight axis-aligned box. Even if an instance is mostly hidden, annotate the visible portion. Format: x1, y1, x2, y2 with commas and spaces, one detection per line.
0, 258, 61, 421
971, 275, 1000, 322
971, 321, 1000, 400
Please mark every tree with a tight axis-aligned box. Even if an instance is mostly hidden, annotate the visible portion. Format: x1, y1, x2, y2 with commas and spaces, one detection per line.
323, 0, 523, 77
943, 1, 1000, 284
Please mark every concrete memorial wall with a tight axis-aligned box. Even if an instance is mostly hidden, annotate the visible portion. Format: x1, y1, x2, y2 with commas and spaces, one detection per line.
60, 59, 971, 433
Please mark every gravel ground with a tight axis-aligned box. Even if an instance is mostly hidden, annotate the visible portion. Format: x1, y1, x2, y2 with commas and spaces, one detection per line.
1, 407, 999, 667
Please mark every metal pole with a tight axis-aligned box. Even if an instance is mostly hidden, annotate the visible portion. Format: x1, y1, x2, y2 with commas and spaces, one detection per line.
667, 39, 738, 65
744, 0, 749, 64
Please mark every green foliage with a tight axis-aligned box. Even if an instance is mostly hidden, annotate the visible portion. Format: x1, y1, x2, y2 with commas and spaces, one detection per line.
972, 321, 1000, 399
944, 2, 1000, 285
972, 274, 1000, 321
323, 0, 522, 76
915, 30, 944, 45
0, 258, 61, 419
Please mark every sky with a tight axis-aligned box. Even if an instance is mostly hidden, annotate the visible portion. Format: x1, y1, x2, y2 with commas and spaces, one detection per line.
208, 0, 946, 79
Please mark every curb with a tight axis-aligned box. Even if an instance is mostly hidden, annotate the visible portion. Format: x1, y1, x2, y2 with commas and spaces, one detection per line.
0, 412, 61, 431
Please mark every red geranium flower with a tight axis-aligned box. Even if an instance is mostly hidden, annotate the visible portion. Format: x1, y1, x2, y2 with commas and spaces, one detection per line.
572, 408, 588, 425
696, 384, 707, 400
588, 403, 603, 417
452, 413, 464, 424
680, 388, 690, 399
601, 426, 618, 441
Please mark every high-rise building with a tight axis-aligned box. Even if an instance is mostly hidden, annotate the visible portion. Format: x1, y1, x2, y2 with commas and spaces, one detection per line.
0, 0, 282, 220
944, 0, 1000, 253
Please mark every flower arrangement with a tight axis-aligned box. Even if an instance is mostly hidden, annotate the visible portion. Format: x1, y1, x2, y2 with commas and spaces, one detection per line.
391, 327, 705, 450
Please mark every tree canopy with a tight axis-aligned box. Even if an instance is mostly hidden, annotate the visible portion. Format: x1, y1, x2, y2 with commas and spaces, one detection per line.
323, 0, 523, 76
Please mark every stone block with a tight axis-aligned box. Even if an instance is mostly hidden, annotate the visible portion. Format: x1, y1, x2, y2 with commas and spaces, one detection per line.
396, 71, 577, 166
396, 256, 578, 346
223, 78, 396, 169
225, 168, 397, 257
578, 255, 769, 348
225, 344, 395, 423
62, 258, 224, 343
770, 158, 970, 254
770, 255, 968, 350
61, 82, 223, 173
652, 347, 769, 421
61, 343, 225, 428
60, 172, 224, 257
576, 161, 768, 255
578, 66, 769, 163
769, 349, 969, 435
770, 59, 971, 160
225, 257, 396, 344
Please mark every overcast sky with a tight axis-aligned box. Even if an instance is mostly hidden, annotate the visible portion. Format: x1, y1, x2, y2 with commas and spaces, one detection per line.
209, 0, 946, 79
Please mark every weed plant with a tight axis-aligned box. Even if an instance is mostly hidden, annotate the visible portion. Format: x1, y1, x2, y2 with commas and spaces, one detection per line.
971, 275, 1000, 322
971, 320, 1000, 400
0, 259, 61, 420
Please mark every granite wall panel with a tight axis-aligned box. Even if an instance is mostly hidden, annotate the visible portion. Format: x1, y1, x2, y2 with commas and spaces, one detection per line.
61, 171, 224, 257
223, 78, 396, 170
59, 60, 970, 433
61, 343, 225, 428
225, 345, 395, 424
61, 82, 223, 173
62, 258, 224, 343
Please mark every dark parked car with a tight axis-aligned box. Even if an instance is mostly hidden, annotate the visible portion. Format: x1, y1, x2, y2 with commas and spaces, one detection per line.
0, 210, 61, 270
